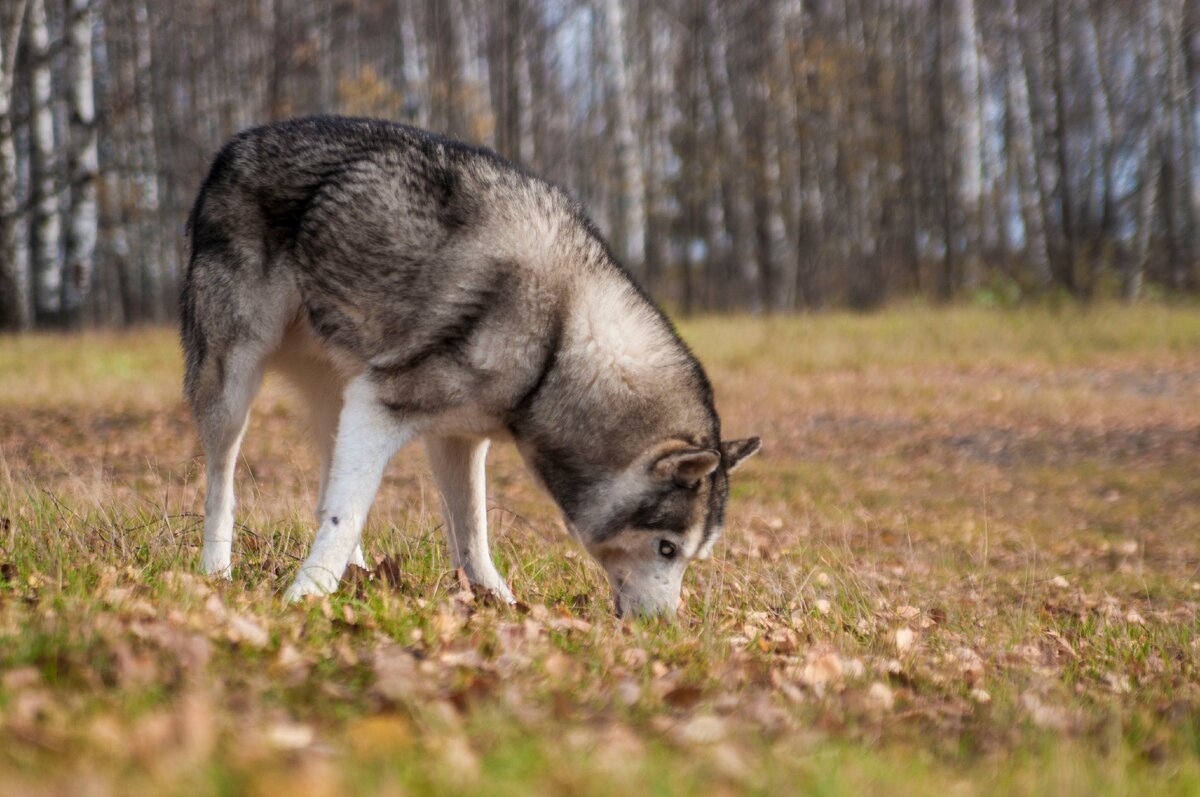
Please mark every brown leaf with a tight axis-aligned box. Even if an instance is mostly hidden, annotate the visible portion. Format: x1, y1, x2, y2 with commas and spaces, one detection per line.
449, 672, 498, 712
346, 715, 413, 759
800, 652, 844, 695
227, 613, 270, 649
543, 652, 574, 680
2, 666, 42, 691
672, 715, 727, 746
342, 564, 372, 598
372, 644, 420, 702
373, 556, 405, 591
266, 722, 315, 751
866, 681, 895, 713
663, 684, 704, 710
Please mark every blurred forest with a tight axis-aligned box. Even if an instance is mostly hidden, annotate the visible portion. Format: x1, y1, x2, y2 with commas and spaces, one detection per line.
0, 0, 1198, 329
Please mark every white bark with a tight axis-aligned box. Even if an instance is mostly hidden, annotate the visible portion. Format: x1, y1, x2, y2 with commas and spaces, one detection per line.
458, 0, 488, 140
131, 0, 163, 319
516, 16, 534, 164
1161, 0, 1198, 288
63, 0, 99, 322
636, 2, 669, 293
0, 0, 30, 329
1004, 0, 1052, 285
955, 0, 984, 289
771, 0, 803, 309
598, 0, 645, 271
399, 0, 430, 128
704, 1, 755, 308
27, 0, 62, 321
1130, 137, 1157, 302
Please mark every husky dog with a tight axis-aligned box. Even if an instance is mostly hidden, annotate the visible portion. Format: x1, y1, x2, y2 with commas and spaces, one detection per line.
181, 116, 759, 617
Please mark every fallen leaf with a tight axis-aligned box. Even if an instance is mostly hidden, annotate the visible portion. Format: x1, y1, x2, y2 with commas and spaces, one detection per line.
347, 715, 413, 758
267, 722, 315, 751
227, 613, 270, 649
673, 714, 726, 746
799, 650, 844, 695
866, 681, 895, 713
664, 685, 704, 710
970, 688, 992, 704
373, 556, 405, 591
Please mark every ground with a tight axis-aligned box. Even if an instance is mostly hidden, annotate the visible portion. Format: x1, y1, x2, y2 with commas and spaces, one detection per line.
0, 304, 1198, 796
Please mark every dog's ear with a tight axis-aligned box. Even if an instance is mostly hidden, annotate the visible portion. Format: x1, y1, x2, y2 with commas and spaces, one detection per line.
651, 448, 720, 488
721, 438, 762, 472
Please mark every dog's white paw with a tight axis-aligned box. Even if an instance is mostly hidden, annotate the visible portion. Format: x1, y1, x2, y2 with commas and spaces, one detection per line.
201, 557, 233, 580
477, 580, 516, 605
284, 569, 337, 603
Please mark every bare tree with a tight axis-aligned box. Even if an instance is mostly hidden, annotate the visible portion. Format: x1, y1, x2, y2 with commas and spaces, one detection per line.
953, 0, 984, 292
598, 0, 646, 276
26, 0, 63, 324
0, 0, 29, 330
63, 0, 99, 325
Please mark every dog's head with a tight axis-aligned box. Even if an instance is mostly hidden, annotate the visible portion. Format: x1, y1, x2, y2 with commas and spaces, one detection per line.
572, 437, 761, 618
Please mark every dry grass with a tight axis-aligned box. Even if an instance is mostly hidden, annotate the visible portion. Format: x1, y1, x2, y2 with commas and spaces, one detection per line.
1, 304, 1198, 795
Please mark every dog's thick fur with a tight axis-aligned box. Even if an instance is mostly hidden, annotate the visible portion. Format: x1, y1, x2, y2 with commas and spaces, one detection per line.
182, 116, 758, 616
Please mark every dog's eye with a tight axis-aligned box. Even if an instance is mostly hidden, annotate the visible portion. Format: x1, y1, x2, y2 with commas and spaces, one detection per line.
658, 540, 678, 559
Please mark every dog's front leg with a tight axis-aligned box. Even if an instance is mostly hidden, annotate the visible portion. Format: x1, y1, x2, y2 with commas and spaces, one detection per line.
285, 377, 415, 601
425, 435, 515, 603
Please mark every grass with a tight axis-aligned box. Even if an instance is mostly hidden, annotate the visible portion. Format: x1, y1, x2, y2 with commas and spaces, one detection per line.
1, 303, 1198, 795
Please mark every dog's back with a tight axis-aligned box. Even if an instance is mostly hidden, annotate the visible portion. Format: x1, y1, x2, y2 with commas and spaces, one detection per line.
182, 116, 715, 458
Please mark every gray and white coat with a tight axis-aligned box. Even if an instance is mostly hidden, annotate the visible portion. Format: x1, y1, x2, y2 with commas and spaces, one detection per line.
181, 116, 759, 617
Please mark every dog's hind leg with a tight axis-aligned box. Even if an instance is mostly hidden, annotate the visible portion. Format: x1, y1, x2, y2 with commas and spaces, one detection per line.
272, 342, 367, 569
424, 435, 514, 602
285, 375, 417, 600
192, 344, 268, 577
184, 243, 296, 578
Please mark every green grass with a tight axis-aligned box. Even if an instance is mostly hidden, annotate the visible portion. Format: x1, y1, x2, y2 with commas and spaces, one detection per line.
1, 304, 1198, 795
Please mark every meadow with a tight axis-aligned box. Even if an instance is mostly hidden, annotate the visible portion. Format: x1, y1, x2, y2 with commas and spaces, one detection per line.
1, 305, 1198, 796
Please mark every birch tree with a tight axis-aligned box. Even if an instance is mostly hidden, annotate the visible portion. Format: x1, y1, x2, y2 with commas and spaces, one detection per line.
26, 0, 63, 324
598, 0, 646, 276
954, 0, 984, 291
63, 0, 99, 324
0, 0, 29, 330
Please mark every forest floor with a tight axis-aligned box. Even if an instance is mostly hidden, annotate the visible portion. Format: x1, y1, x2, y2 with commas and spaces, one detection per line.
1, 304, 1198, 796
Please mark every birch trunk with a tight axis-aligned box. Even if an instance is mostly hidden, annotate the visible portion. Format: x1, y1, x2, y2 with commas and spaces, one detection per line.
634, 1, 670, 299
771, 0, 802, 309
1161, 0, 1198, 289
793, 4, 827, 306
27, 0, 63, 324
399, 0, 429, 128
0, 0, 29, 330
704, 3, 755, 309
1004, 0, 1052, 286
1129, 137, 1157, 302
598, 0, 646, 275
63, 0, 99, 325
954, 0, 984, 291
1050, 0, 1079, 294
131, 0, 163, 320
